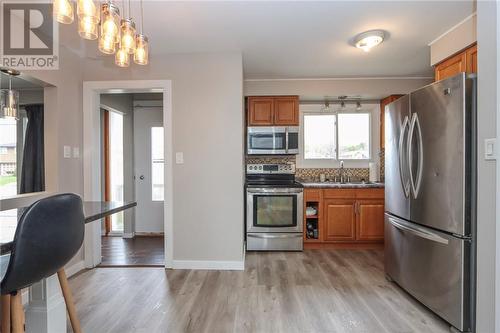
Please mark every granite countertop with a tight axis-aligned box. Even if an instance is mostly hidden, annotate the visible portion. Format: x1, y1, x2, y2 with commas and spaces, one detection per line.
299, 181, 385, 189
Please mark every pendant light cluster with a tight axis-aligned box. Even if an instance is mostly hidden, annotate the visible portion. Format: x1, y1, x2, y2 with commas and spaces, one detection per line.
0, 69, 20, 120
53, 0, 149, 67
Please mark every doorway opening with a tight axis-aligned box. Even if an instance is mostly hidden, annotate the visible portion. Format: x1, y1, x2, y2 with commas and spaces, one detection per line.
83, 80, 173, 268
99, 93, 165, 267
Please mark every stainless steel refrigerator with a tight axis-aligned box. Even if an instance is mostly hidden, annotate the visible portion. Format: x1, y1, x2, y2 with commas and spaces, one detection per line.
384, 73, 476, 332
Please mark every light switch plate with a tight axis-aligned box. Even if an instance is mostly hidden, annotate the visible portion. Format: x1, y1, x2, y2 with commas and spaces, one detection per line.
175, 152, 184, 164
63, 145, 71, 158
73, 147, 80, 158
485, 138, 497, 160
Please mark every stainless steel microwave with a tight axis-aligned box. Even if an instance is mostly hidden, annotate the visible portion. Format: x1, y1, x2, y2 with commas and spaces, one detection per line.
247, 126, 299, 155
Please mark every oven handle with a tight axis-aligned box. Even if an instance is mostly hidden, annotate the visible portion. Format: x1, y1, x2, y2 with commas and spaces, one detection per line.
247, 188, 303, 194
247, 233, 303, 239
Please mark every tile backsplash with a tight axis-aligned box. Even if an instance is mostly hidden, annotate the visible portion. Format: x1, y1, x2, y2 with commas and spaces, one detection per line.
246, 152, 385, 182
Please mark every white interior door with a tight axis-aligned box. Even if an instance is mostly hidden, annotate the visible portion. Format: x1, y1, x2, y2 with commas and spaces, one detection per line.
134, 106, 164, 233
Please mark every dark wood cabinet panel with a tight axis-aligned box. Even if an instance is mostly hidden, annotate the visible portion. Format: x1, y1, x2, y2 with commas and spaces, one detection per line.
356, 200, 385, 241
434, 43, 477, 82
247, 97, 274, 126
274, 96, 299, 125
247, 96, 299, 126
323, 199, 356, 241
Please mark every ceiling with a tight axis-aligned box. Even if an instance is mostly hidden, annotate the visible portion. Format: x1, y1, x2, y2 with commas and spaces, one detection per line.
0, 73, 45, 90
59, 1, 475, 79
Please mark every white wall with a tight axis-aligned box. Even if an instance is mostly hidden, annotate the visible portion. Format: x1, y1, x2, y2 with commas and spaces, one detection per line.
429, 13, 476, 66
476, 2, 498, 332
244, 77, 433, 100
83, 53, 245, 264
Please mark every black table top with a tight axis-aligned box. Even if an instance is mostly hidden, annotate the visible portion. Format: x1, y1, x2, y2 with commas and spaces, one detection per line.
0, 201, 137, 254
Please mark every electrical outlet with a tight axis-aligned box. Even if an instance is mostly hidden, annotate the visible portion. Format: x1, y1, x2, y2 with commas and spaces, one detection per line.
73, 147, 80, 158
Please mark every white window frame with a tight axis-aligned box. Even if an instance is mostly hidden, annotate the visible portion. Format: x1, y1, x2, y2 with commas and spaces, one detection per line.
297, 103, 379, 169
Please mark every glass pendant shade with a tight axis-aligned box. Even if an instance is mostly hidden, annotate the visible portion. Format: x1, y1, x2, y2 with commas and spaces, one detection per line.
53, 0, 74, 24
120, 19, 136, 54
100, 3, 121, 43
78, 16, 98, 40
98, 35, 116, 54
1, 90, 19, 119
134, 34, 149, 65
115, 48, 130, 67
77, 0, 99, 21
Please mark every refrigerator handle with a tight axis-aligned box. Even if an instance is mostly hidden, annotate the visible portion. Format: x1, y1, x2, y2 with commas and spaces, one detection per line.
398, 116, 410, 198
414, 113, 424, 198
388, 216, 449, 245
408, 113, 424, 199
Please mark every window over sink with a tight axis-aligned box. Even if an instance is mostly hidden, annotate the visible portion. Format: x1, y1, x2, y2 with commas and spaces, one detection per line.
298, 103, 377, 168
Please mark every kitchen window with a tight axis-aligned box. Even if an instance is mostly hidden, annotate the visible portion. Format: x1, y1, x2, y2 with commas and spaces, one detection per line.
299, 105, 374, 167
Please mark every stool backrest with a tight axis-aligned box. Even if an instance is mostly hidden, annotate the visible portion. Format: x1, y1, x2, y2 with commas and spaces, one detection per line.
1, 193, 85, 294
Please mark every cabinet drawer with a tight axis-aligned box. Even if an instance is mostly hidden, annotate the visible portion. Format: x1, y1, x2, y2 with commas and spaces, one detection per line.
356, 188, 384, 199
323, 189, 357, 199
305, 189, 321, 201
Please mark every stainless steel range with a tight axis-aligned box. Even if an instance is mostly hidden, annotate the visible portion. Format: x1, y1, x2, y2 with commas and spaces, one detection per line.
245, 163, 303, 251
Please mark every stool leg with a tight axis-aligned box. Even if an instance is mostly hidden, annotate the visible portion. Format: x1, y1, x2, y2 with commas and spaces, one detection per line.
57, 269, 82, 333
10, 292, 24, 333
1, 295, 10, 333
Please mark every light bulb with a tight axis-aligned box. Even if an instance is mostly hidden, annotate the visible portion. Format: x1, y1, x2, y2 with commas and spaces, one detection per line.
100, 3, 120, 43
121, 19, 136, 54
115, 48, 130, 67
134, 34, 149, 65
78, 16, 98, 40
53, 0, 74, 24
77, 0, 98, 21
99, 35, 116, 55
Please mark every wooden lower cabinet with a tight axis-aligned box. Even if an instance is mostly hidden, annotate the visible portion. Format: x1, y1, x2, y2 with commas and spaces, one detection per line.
356, 199, 385, 241
323, 199, 356, 241
304, 188, 384, 248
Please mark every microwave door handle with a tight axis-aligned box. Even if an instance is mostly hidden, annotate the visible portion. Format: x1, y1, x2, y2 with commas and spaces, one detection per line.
285, 127, 289, 153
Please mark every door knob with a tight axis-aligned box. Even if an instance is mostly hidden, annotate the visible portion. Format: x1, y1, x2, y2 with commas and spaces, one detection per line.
139, 175, 144, 180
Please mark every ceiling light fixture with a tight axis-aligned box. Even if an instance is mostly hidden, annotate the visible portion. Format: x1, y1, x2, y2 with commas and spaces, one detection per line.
53, 0, 74, 24
77, 0, 99, 40
134, 0, 149, 65
354, 30, 385, 52
120, 0, 136, 54
0, 69, 20, 120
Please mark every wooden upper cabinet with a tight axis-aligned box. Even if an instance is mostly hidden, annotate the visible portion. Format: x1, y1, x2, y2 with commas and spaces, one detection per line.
466, 44, 477, 74
434, 43, 477, 81
274, 96, 299, 125
247, 96, 299, 126
323, 199, 356, 241
248, 97, 274, 125
380, 95, 403, 149
356, 199, 385, 241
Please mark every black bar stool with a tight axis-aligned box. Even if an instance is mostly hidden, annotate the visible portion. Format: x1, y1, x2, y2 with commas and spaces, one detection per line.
0, 194, 85, 333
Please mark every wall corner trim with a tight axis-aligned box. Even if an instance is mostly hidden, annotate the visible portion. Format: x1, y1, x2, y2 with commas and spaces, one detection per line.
172, 260, 245, 271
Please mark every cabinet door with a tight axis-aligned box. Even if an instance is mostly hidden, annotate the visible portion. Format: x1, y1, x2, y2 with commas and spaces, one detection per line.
274, 96, 299, 125
323, 199, 356, 241
466, 44, 477, 74
356, 199, 385, 241
248, 97, 274, 126
434, 52, 467, 81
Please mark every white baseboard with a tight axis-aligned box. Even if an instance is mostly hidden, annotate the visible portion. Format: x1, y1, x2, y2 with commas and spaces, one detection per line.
65, 260, 86, 278
172, 260, 244, 270
122, 232, 135, 238
135, 232, 164, 237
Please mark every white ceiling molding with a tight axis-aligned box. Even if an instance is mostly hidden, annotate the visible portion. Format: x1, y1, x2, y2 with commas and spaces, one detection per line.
428, 12, 477, 46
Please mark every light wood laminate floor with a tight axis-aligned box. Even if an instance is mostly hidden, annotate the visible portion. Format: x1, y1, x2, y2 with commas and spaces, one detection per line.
69, 250, 449, 333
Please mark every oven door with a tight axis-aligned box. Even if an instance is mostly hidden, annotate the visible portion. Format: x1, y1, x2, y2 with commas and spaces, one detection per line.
247, 127, 287, 155
246, 187, 303, 233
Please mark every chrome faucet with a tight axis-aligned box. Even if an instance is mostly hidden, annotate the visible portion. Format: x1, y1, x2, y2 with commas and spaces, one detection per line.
339, 160, 345, 183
